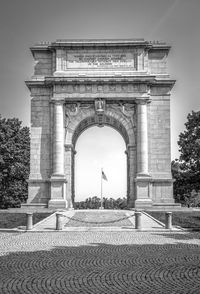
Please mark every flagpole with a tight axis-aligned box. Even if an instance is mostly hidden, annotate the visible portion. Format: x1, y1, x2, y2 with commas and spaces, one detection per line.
100, 168, 103, 209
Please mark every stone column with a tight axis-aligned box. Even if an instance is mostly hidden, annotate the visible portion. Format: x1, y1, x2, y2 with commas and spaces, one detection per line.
49, 100, 67, 209
52, 101, 64, 176
136, 100, 149, 176
135, 99, 152, 208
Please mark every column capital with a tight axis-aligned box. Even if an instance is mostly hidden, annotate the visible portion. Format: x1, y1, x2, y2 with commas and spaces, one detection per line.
127, 144, 136, 150
125, 144, 136, 154
135, 98, 151, 105
50, 99, 65, 105
65, 144, 76, 154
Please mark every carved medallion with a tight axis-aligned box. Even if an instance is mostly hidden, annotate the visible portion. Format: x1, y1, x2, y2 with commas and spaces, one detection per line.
73, 85, 79, 92
109, 84, 116, 91
86, 85, 92, 92
121, 84, 128, 91
97, 85, 103, 92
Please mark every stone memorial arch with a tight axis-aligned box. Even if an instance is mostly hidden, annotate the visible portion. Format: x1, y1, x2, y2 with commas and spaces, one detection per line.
26, 39, 176, 209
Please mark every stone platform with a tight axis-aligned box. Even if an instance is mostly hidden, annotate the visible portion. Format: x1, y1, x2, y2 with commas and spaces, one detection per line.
30, 209, 181, 232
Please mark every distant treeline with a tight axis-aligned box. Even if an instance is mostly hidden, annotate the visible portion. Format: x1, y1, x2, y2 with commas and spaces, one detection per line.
74, 196, 127, 210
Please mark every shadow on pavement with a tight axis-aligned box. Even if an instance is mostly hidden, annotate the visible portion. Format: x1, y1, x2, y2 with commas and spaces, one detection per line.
0, 232, 200, 293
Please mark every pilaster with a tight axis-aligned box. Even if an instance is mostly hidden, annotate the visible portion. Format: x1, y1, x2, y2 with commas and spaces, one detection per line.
126, 145, 136, 207
64, 144, 76, 209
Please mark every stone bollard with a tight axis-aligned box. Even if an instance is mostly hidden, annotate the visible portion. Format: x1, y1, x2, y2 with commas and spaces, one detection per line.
165, 212, 172, 229
135, 211, 142, 230
56, 213, 63, 231
26, 212, 33, 230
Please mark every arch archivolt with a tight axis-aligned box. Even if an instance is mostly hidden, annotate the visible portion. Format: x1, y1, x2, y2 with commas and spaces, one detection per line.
65, 102, 136, 146
64, 101, 137, 206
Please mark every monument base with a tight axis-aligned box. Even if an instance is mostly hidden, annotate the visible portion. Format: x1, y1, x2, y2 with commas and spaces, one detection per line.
135, 199, 153, 209
49, 175, 67, 209
48, 199, 68, 209
150, 203, 182, 210
134, 176, 152, 208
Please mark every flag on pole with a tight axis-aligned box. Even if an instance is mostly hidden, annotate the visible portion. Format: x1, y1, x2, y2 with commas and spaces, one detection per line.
102, 170, 108, 181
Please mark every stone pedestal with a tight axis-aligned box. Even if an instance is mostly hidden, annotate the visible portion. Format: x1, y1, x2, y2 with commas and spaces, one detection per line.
135, 177, 152, 208
49, 176, 67, 208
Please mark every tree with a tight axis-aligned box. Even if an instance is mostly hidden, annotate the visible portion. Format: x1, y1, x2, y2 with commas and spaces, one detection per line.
0, 117, 30, 208
172, 111, 200, 205
74, 196, 128, 209
171, 160, 192, 204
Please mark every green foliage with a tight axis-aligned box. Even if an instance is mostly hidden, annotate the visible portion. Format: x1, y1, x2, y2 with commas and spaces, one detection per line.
172, 111, 200, 206
178, 111, 200, 171
74, 196, 128, 210
0, 213, 51, 228
0, 117, 30, 208
147, 211, 200, 229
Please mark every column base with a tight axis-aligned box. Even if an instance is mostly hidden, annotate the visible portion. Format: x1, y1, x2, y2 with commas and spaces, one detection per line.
135, 176, 152, 208
135, 199, 153, 209
49, 175, 68, 209
127, 198, 135, 208
48, 199, 68, 209
136, 172, 151, 177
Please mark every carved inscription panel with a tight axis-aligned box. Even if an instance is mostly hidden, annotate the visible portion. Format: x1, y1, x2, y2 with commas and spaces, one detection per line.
54, 83, 147, 94
65, 50, 138, 70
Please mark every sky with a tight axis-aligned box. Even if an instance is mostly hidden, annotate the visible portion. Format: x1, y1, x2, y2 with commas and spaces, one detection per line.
0, 0, 199, 200
75, 126, 127, 200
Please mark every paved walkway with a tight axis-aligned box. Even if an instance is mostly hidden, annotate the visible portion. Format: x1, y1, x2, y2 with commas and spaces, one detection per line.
0, 230, 200, 293
1, 210, 196, 293
32, 210, 180, 232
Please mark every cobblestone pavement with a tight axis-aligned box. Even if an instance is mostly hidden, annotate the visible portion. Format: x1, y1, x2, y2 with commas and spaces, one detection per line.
0, 231, 200, 293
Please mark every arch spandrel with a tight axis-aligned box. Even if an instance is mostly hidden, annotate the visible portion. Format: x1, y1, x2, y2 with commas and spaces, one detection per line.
64, 102, 136, 147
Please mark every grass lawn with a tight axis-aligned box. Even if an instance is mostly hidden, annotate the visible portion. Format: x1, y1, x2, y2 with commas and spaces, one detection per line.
147, 211, 200, 229
0, 213, 52, 229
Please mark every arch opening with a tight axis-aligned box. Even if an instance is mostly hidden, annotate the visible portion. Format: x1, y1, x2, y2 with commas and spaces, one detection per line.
74, 125, 127, 204
72, 114, 130, 147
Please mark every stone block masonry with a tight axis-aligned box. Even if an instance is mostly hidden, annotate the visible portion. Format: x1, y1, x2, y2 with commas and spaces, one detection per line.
25, 39, 178, 209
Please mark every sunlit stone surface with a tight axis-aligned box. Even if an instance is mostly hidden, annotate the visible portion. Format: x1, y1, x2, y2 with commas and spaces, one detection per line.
25, 39, 178, 209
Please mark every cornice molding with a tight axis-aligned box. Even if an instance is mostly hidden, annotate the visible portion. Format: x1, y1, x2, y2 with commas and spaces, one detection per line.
30, 39, 171, 52
25, 76, 175, 91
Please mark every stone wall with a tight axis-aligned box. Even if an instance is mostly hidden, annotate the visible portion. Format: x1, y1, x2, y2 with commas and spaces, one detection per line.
148, 49, 168, 74
33, 51, 52, 76
148, 98, 171, 177
148, 85, 173, 204
28, 87, 51, 204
